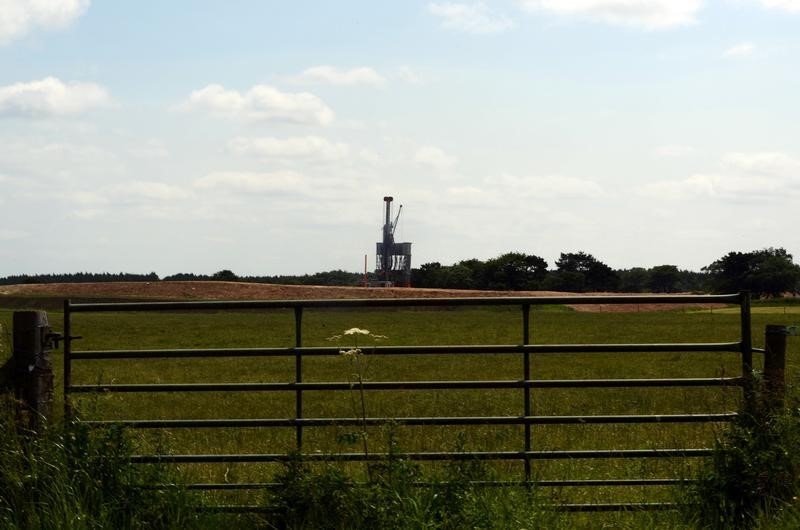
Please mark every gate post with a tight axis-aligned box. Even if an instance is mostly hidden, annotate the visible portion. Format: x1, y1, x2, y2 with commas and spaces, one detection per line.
763, 325, 788, 412
11, 311, 55, 432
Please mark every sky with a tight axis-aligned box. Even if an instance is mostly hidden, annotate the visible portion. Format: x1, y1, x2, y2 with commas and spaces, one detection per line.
1, 0, 799, 277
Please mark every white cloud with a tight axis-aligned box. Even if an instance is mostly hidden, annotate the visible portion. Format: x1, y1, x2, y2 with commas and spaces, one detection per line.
228, 136, 351, 161
296, 66, 386, 86
128, 139, 169, 159
428, 2, 515, 34
721, 151, 800, 177
0, 0, 90, 45
655, 144, 697, 158
194, 171, 312, 195
723, 42, 755, 58
177, 84, 334, 125
0, 77, 110, 117
395, 66, 424, 85
641, 173, 781, 200
758, 0, 800, 13
487, 173, 605, 198
68, 190, 107, 206
641, 152, 800, 201
70, 208, 104, 220
414, 145, 458, 170
517, 0, 703, 30
114, 181, 188, 201
0, 228, 28, 240
444, 185, 503, 206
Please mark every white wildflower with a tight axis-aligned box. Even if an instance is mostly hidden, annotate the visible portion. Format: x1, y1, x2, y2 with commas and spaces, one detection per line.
344, 327, 370, 335
340, 348, 361, 358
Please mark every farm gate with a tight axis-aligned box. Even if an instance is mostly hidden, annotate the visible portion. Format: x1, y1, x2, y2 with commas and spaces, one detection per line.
62, 293, 759, 512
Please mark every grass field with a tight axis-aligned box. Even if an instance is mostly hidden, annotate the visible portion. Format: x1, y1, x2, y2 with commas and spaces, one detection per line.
1, 296, 798, 526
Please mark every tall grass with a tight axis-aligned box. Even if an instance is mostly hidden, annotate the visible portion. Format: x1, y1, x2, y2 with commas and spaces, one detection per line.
683, 384, 800, 528
260, 436, 558, 529
0, 402, 209, 529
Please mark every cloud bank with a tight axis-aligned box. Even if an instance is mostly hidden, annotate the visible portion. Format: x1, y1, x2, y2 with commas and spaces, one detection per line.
228, 136, 351, 161
517, 0, 703, 30
428, 2, 514, 34
0, 77, 110, 117
296, 66, 386, 86
177, 84, 334, 125
0, 0, 90, 44
758, 0, 800, 13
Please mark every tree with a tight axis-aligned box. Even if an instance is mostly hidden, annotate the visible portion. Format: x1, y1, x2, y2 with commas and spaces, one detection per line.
648, 265, 681, 293
212, 269, 238, 281
456, 259, 488, 289
483, 252, 548, 291
436, 264, 477, 289
618, 268, 649, 293
703, 248, 800, 298
412, 262, 442, 288
555, 252, 619, 292
542, 270, 585, 292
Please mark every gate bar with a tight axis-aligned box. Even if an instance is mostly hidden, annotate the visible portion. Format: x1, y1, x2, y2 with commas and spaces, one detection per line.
67, 293, 742, 312
129, 448, 715, 463
69, 377, 744, 393
84, 413, 738, 429
68, 341, 743, 360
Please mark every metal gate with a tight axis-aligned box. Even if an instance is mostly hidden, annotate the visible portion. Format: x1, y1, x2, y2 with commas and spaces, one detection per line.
63, 292, 753, 511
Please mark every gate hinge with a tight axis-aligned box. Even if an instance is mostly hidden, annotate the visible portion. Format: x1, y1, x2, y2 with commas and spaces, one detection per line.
45, 332, 83, 349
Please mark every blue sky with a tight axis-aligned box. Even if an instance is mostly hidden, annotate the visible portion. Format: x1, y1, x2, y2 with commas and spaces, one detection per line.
1, 1, 799, 277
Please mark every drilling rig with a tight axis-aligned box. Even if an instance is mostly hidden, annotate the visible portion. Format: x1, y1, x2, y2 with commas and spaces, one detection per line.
375, 196, 412, 287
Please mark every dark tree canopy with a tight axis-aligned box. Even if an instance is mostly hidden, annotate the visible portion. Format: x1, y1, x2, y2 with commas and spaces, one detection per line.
413, 253, 548, 291
618, 267, 649, 293
212, 269, 238, 281
483, 252, 548, 291
648, 265, 681, 293
553, 252, 619, 292
0, 272, 159, 285
703, 248, 800, 297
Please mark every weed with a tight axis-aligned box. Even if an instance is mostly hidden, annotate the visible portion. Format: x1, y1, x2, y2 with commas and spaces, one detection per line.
0, 397, 202, 529
685, 386, 800, 528
261, 430, 552, 529
327, 327, 386, 461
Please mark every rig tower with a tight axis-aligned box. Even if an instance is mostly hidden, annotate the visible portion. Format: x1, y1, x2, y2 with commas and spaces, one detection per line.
376, 196, 412, 287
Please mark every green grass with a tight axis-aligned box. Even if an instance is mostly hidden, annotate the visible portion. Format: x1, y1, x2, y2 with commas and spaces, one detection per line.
1, 301, 798, 527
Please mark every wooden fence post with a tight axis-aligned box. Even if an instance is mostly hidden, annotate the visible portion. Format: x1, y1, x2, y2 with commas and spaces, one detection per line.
12, 311, 55, 432
763, 324, 788, 412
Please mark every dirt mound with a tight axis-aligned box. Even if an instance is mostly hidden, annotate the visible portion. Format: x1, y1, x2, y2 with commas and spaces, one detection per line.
0, 282, 728, 312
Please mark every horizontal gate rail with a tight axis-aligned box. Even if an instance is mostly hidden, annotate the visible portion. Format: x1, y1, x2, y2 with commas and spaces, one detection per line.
67, 293, 741, 312
83, 412, 737, 428
168, 478, 696, 490
70, 377, 743, 394
62, 292, 752, 514
129, 448, 715, 464
69, 341, 742, 360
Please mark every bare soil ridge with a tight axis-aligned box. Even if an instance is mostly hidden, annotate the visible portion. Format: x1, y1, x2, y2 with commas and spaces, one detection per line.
0, 282, 726, 312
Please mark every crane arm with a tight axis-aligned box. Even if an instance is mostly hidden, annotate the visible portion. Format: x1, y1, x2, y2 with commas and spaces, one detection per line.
390, 205, 402, 236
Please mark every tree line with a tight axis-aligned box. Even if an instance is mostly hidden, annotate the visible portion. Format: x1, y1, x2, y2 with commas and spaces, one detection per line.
0, 272, 159, 286
2, 247, 798, 298
412, 248, 799, 297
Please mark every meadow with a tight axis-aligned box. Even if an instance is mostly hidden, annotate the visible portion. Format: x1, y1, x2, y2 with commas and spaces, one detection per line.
1, 297, 798, 528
